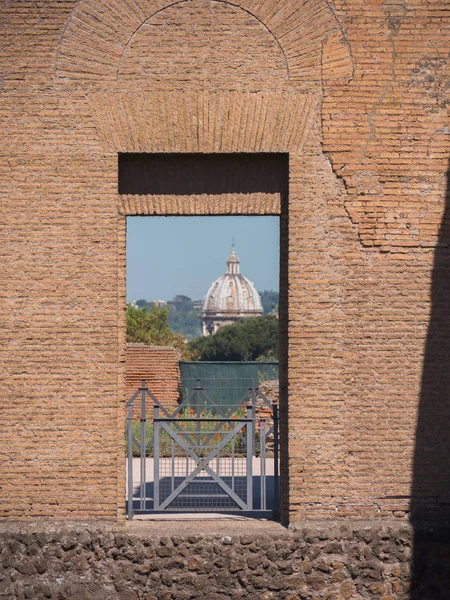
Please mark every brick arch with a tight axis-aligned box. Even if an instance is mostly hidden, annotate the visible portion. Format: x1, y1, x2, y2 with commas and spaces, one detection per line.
54, 0, 352, 89
116, 0, 290, 88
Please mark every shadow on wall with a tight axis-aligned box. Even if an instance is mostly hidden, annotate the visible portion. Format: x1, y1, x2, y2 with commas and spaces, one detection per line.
411, 159, 450, 599
118, 153, 289, 196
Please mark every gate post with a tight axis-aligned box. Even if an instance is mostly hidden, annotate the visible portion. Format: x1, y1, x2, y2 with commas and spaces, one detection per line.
140, 380, 147, 511
251, 379, 257, 451
246, 404, 254, 510
260, 418, 266, 511
154, 404, 160, 510
195, 379, 201, 447
273, 403, 280, 520
127, 401, 134, 520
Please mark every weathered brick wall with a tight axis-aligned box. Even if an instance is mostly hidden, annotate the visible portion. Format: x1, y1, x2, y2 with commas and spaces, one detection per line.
126, 345, 180, 409
0, 0, 449, 523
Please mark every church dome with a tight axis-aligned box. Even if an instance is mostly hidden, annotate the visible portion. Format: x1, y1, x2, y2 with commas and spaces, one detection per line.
202, 248, 263, 335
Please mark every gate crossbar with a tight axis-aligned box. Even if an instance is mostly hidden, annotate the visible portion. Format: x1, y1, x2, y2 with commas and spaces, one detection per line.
155, 417, 250, 510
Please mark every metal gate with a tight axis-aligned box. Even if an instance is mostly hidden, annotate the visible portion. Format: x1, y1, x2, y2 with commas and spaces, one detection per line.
126, 379, 279, 519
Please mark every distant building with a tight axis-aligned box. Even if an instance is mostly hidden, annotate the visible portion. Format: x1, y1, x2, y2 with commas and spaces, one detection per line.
202, 247, 263, 336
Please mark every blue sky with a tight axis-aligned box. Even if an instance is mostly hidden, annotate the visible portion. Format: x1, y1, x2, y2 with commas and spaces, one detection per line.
126, 216, 280, 302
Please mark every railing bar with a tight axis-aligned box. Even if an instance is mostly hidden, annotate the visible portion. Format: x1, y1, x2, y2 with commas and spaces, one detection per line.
154, 405, 160, 510
251, 380, 256, 456
237, 387, 253, 409
173, 494, 231, 498
197, 391, 234, 419
273, 403, 280, 520
181, 377, 278, 380
196, 386, 201, 448
126, 387, 144, 408
140, 382, 146, 512
255, 387, 274, 408
261, 419, 266, 510
144, 388, 171, 418
264, 425, 274, 439
171, 388, 196, 418
260, 419, 263, 511
232, 436, 235, 493
171, 438, 175, 494
127, 404, 134, 520
173, 430, 247, 435
246, 404, 253, 510
154, 418, 252, 422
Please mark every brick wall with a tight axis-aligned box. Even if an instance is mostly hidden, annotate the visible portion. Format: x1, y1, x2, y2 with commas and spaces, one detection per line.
125, 344, 180, 409
0, 0, 449, 523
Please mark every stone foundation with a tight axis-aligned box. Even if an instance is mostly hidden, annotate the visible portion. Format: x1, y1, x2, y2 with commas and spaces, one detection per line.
1, 520, 449, 599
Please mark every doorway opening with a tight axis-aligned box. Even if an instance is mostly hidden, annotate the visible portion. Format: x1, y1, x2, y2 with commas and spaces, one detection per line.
121, 153, 288, 521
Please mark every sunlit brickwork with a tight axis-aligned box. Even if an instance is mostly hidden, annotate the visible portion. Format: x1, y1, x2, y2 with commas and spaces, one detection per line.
0, 0, 449, 522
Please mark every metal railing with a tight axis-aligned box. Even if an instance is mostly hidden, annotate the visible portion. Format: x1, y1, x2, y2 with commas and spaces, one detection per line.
126, 379, 279, 519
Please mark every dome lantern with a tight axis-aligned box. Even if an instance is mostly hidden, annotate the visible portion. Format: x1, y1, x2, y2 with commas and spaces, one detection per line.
226, 246, 241, 275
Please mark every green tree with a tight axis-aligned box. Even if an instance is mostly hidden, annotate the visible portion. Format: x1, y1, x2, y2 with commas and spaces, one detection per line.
188, 315, 279, 362
135, 298, 148, 309
167, 304, 202, 340
259, 290, 279, 314
126, 304, 195, 360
